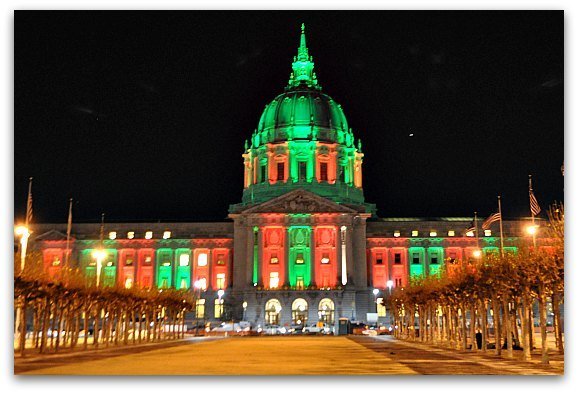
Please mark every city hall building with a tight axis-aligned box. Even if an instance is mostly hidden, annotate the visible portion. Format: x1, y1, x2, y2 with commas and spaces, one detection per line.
28, 26, 552, 330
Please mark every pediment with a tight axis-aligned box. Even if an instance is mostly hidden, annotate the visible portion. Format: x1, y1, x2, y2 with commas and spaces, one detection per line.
241, 189, 358, 214
33, 229, 71, 241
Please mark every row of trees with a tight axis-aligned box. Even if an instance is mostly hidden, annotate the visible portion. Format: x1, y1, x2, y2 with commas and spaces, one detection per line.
388, 244, 563, 364
14, 251, 196, 357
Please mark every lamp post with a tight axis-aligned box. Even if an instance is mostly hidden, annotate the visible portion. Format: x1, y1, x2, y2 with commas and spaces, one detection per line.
242, 301, 248, 321
91, 249, 107, 287
372, 288, 379, 313
527, 225, 538, 248
193, 280, 203, 335
15, 225, 30, 273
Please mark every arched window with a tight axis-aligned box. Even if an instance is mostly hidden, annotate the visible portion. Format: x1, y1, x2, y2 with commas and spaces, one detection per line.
318, 298, 335, 325
265, 298, 282, 326
291, 298, 308, 325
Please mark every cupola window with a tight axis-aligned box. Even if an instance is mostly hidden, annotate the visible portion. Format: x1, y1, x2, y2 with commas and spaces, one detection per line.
298, 161, 307, 181
277, 162, 285, 181
320, 162, 328, 181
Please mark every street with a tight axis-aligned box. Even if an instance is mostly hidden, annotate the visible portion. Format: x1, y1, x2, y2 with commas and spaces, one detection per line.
15, 335, 563, 375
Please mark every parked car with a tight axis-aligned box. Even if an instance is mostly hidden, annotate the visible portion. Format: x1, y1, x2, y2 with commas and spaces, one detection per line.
264, 325, 282, 335
302, 323, 331, 334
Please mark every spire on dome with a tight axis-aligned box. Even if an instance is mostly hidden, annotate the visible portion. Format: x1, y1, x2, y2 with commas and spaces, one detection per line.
287, 23, 320, 90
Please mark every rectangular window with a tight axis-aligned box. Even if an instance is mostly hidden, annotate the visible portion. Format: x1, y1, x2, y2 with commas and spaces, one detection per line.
270, 253, 279, 264
320, 162, 328, 181
277, 162, 285, 181
296, 276, 305, 290
412, 253, 420, 265
339, 165, 346, 182
214, 299, 224, 319
269, 272, 279, 289
394, 253, 401, 264
161, 258, 171, 267
430, 254, 439, 264
144, 255, 152, 265
180, 278, 187, 289
216, 254, 226, 265
295, 253, 304, 264
449, 252, 457, 264
298, 161, 307, 181
125, 257, 134, 266
197, 253, 208, 267
376, 253, 383, 265
196, 299, 205, 319
395, 278, 402, 287
261, 164, 267, 183
376, 298, 386, 317
179, 254, 190, 267
216, 273, 226, 290
321, 253, 330, 264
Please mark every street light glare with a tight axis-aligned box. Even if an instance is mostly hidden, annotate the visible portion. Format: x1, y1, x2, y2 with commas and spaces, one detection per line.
473, 250, 482, 258
386, 280, 394, 288
527, 225, 538, 235
372, 288, 379, 295
217, 289, 225, 297
15, 225, 29, 237
91, 249, 106, 259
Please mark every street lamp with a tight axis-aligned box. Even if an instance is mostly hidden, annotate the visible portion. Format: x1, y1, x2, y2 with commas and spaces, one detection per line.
372, 288, 379, 312
472, 249, 482, 258
386, 280, 394, 295
15, 225, 30, 273
242, 301, 248, 321
91, 249, 107, 287
526, 225, 538, 235
193, 280, 203, 335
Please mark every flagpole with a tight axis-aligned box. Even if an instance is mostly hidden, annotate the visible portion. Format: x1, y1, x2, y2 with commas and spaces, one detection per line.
498, 195, 504, 257
474, 211, 480, 250
25, 177, 33, 227
65, 198, 73, 269
529, 175, 537, 248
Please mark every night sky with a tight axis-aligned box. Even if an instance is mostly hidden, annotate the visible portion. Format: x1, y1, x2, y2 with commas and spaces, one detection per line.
14, 11, 564, 223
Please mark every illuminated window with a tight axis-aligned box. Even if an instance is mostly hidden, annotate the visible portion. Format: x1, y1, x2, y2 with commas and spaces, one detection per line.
394, 253, 401, 264
179, 254, 190, 267
430, 231, 437, 237
198, 253, 208, 266
163, 231, 171, 239
296, 276, 305, 290
277, 162, 285, 181
269, 272, 279, 289
180, 278, 187, 289
320, 162, 328, 181
466, 231, 475, 237
260, 164, 267, 183
394, 230, 401, 237
376, 298, 386, 317
484, 230, 492, 237
295, 253, 304, 264
195, 299, 205, 318
124, 278, 133, 289
52, 256, 61, 266
144, 255, 152, 264
412, 253, 420, 265
411, 230, 418, 237
321, 253, 330, 264
127, 231, 135, 239
108, 231, 117, 240
376, 253, 383, 265
448, 230, 455, 237
145, 231, 153, 239
298, 161, 307, 181
270, 253, 279, 264
214, 299, 224, 319
161, 258, 171, 267
216, 273, 226, 290
125, 257, 133, 266
216, 254, 226, 265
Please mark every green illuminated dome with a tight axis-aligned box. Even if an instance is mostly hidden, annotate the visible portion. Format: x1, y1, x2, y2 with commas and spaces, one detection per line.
230, 24, 376, 215
255, 89, 353, 147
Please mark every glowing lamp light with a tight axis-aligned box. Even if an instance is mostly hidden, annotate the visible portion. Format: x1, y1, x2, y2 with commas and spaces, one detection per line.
91, 249, 107, 260
473, 250, 482, 258
242, 301, 248, 309
193, 280, 203, 289
145, 231, 153, 240
527, 225, 538, 235
386, 280, 394, 289
372, 288, 379, 296
217, 289, 225, 298
15, 225, 30, 237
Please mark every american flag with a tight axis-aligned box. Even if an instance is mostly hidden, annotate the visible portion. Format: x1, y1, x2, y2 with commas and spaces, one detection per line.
482, 212, 501, 230
464, 221, 475, 234
530, 190, 541, 216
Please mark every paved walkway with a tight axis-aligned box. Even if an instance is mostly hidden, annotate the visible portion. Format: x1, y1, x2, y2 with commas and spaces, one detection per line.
15, 335, 563, 375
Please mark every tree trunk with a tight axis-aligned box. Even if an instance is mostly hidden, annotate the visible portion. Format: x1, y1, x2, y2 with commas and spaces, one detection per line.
470, 305, 477, 351
538, 287, 549, 365
503, 298, 513, 358
39, 297, 50, 354
460, 305, 467, 350
521, 296, 531, 361
480, 300, 487, 352
552, 291, 564, 354
19, 299, 27, 357
492, 296, 501, 356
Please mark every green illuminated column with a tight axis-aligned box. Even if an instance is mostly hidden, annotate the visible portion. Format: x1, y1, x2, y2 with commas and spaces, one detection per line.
252, 226, 259, 285
408, 247, 425, 278
288, 226, 312, 287
156, 248, 174, 288
175, 248, 191, 289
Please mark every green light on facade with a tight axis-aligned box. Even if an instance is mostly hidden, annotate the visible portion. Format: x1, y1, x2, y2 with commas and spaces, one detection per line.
175, 248, 191, 289
156, 248, 174, 288
253, 226, 259, 285
288, 226, 311, 287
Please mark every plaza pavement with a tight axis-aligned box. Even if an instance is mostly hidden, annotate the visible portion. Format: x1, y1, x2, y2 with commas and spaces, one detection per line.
15, 335, 563, 375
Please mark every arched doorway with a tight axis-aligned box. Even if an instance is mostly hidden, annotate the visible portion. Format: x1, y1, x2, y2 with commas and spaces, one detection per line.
265, 298, 282, 325
318, 298, 335, 325
291, 298, 308, 325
